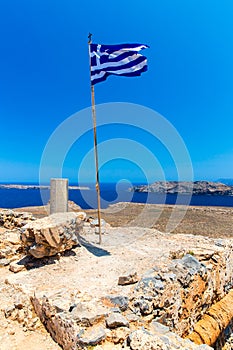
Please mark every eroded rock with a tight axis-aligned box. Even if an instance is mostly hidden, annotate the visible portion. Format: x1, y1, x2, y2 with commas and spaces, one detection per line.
118, 270, 139, 285
71, 301, 108, 326
128, 328, 213, 350
78, 326, 106, 347
9, 260, 26, 273
0, 229, 25, 261
106, 313, 129, 329
21, 212, 85, 258
0, 210, 35, 229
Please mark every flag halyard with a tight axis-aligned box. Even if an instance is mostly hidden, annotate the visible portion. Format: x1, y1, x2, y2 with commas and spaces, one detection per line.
90, 43, 149, 85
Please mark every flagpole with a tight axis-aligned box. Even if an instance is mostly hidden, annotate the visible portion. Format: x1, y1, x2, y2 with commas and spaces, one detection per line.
88, 33, 102, 245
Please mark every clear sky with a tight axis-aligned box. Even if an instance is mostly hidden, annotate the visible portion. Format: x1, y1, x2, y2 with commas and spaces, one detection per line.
0, 0, 233, 184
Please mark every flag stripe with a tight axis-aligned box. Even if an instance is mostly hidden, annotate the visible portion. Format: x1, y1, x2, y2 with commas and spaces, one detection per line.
89, 43, 149, 85
91, 54, 146, 73
91, 60, 148, 84
90, 43, 148, 57
91, 51, 136, 66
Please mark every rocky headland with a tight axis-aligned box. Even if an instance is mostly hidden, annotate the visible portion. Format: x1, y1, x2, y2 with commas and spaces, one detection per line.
130, 181, 233, 196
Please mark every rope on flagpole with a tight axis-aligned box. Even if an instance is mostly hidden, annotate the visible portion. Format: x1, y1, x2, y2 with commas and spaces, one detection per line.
88, 33, 102, 245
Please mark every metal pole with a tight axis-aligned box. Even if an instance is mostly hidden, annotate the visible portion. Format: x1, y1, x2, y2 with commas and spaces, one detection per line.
88, 33, 102, 244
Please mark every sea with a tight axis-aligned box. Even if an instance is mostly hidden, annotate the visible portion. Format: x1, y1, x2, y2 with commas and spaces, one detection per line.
0, 183, 233, 209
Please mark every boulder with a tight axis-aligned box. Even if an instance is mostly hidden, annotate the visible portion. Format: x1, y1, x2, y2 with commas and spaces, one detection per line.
118, 270, 139, 285
78, 326, 106, 347
71, 301, 108, 326
106, 313, 129, 329
21, 212, 85, 258
9, 261, 26, 273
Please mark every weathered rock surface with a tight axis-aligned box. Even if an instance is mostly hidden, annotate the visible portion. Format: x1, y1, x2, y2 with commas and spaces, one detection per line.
21, 212, 85, 258
130, 248, 233, 337
127, 327, 212, 350
78, 326, 106, 347
106, 313, 129, 328
1, 281, 41, 331
187, 289, 233, 347
118, 270, 139, 285
0, 229, 24, 262
0, 209, 35, 229
2, 224, 233, 349
9, 260, 26, 273
0, 210, 38, 263
131, 181, 233, 195
71, 301, 108, 326
0, 258, 10, 266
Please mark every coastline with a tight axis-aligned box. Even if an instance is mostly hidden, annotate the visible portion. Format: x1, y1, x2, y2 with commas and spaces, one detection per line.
0, 184, 90, 190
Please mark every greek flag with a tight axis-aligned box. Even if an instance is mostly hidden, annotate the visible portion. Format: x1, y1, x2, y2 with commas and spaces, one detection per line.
90, 43, 149, 85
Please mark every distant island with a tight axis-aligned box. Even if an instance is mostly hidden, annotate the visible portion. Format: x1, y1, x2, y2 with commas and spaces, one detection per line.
0, 184, 90, 190
130, 181, 233, 196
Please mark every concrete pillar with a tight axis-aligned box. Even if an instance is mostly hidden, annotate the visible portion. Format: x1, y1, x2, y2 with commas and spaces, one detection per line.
50, 178, 68, 214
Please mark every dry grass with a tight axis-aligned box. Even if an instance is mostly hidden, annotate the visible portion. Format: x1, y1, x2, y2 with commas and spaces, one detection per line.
15, 203, 233, 239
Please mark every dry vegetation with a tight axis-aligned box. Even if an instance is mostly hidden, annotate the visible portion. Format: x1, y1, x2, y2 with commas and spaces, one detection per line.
15, 203, 233, 238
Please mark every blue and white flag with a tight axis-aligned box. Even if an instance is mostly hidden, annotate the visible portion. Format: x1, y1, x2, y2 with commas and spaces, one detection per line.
89, 43, 149, 85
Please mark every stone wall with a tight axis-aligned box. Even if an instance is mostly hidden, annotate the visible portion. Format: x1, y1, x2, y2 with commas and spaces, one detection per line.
31, 240, 233, 349
130, 245, 233, 338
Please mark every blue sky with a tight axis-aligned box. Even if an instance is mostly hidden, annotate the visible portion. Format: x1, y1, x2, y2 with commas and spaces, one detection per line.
0, 0, 233, 184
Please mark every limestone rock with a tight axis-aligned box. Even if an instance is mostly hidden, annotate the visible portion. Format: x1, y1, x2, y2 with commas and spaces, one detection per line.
187, 290, 233, 347
0, 209, 35, 229
150, 321, 170, 335
78, 326, 106, 347
0, 229, 23, 260
21, 212, 85, 258
111, 326, 131, 344
71, 301, 108, 326
2, 283, 41, 331
9, 260, 26, 273
106, 313, 129, 329
128, 329, 169, 350
130, 248, 233, 337
128, 328, 213, 350
0, 258, 10, 267
135, 297, 154, 315
118, 270, 139, 285
106, 295, 129, 311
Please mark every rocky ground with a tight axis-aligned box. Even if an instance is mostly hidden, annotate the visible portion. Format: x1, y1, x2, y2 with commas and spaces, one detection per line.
0, 203, 232, 349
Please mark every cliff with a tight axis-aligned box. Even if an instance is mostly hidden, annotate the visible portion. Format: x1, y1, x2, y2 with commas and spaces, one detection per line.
131, 181, 233, 195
